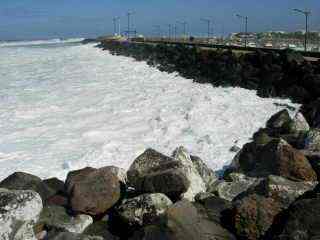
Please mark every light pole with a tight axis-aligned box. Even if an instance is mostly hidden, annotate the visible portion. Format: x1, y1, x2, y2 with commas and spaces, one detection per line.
126, 11, 135, 39
293, 8, 311, 52
166, 24, 172, 40
153, 25, 161, 38
201, 18, 212, 39
236, 14, 248, 47
177, 21, 188, 39
113, 17, 121, 36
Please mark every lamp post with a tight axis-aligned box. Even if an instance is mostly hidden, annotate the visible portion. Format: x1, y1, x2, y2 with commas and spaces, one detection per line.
236, 14, 248, 47
201, 18, 212, 39
166, 24, 172, 40
293, 8, 311, 52
177, 21, 188, 39
126, 11, 135, 39
113, 17, 121, 36
153, 25, 161, 38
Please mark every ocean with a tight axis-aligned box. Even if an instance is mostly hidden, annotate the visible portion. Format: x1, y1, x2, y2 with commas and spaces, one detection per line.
0, 39, 298, 180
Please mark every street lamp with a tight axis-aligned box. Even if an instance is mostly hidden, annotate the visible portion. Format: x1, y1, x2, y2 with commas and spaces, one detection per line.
166, 24, 172, 40
177, 21, 188, 39
153, 25, 161, 38
293, 8, 311, 52
201, 18, 212, 39
236, 14, 248, 47
113, 17, 121, 36
126, 11, 135, 39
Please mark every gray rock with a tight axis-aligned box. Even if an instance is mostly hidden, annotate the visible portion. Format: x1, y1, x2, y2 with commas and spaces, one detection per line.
39, 205, 93, 234
50, 232, 104, 240
208, 173, 261, 201
190, 155, 218, 188
165, 199, 236, 240
258, 175, 317, 207
304, 129, 320, 152
0, 188, 43, 240
83, 221, 119, 240
292, 112, 310, 132
127, 149, 190, 201
66, 166, 121, 215
127, 149, 173, 189
141, 162, 190, 201
172, 147, 207, 200
194, 192, 216, 203
116, 193, 172, 227
0, 172, 55, 202
232, 175, 317, 240
266, 109, 291, 129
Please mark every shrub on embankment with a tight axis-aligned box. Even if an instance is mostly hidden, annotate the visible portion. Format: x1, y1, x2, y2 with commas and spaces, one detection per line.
99, 40, 320, 104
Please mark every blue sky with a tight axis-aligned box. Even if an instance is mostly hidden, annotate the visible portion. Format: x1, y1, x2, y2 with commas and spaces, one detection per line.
0, 0, 319, 40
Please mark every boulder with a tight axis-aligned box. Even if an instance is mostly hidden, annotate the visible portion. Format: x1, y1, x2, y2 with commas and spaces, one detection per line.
83, 221, 119, 240
43, 178, 65, 195
304, 129, 320, 152
300, 98, 320, 128
208, 173, 261, 201
116, 193, 172, 227
140, 161, 190, 201
0, 188, 43, 240
266, 109, 291, 130
65, 167, 96, 194
291, 112, 310, 132
165, 199, 236, 240
258, 175, 317, 206
301, 150, 320, 180
249, 139, 317, 181
127, 149, 173, 189
172, 147, 207, 200
127, 148, 193, 201
233, 193, 282, 240
0, 172, 55, 202
194, 195, 232, 226
49, 232, 104, 240
232, 175, 317, 240
190, 155, 217, 188
65, 167, 121, 215
267, 184, 320, 239
38, 205, 93, 234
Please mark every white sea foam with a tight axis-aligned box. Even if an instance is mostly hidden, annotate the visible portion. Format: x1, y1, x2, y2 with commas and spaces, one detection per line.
0, 41, 298, 180
0, 38, 84, 47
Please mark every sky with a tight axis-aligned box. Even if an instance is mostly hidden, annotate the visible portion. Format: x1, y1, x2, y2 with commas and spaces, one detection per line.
0, 0, 319, 40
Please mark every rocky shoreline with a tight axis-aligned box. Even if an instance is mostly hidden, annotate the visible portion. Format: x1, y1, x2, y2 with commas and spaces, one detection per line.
98, 40, 320, 105
1, 41, 320, 240
1, 102, 320, 239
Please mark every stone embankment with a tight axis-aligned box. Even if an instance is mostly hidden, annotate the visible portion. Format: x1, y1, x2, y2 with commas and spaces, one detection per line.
1, 104, 320, 239
99, 40, 320, 105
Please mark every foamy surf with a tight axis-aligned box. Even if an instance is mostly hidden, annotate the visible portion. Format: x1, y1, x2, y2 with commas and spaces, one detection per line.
0, 41, 298, 180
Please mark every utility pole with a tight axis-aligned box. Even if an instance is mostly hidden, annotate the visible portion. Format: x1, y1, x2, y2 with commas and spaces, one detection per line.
293, 8, 311, 52
236, 14, 248, 47
201, 18, 212, 39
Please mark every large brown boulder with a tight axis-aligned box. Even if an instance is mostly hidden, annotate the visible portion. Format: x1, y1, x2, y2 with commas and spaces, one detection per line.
233, 194, 281, 240
65, 166, 121, 215
232, 175, 317, 240
249, 139, 317, 181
